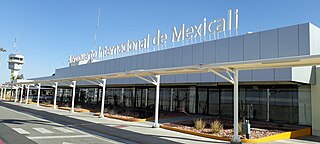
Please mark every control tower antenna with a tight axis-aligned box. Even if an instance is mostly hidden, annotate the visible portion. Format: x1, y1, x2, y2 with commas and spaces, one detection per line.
93, 8, 100, 51
13, 36, 17, 53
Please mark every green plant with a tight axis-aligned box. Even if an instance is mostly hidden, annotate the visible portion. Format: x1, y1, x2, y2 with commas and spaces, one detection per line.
75, 105, 82, 109
238, 121, 243, 134
194, 118, 206, 130
210, 120, 223, 134
64, 103, 70, 107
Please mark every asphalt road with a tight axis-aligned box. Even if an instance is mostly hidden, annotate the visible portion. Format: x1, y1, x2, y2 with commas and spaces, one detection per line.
0, 102, 181, 144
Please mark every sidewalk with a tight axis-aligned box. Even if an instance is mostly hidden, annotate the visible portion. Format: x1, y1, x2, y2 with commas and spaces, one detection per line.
3, 101, 226, 144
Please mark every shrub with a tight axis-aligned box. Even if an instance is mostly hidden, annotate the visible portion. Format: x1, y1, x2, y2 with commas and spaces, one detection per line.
211, 120, 223, 134
64, 103, 70, 107
194, 118, 206, 130
75, 105, 82, 109
238, 121, 243, 134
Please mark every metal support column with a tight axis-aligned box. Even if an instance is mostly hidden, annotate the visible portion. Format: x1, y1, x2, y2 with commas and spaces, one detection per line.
14, 87, 18, 102
135, 74, 161, 128
231, 69, 241, 143
20, 86, 24, 103
25, 85, 30, 104
153, 75, 160, 128
71, 81, 76, 112
53, 82, 58, 109
37, 83, 41, 106
100, 79, 106, 118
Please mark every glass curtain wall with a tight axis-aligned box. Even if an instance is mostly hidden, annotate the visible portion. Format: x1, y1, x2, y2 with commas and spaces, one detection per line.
71, 84, 305, 125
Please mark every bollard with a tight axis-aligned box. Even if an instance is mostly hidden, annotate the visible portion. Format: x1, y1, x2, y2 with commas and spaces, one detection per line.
242, 120, 251, 139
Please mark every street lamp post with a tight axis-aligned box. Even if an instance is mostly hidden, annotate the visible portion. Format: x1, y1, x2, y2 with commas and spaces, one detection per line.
0, 47, 7, 86
0, 47, 7, 64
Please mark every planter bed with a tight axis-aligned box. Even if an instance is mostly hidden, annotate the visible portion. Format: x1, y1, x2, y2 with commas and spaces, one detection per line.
161, 118, 310, 143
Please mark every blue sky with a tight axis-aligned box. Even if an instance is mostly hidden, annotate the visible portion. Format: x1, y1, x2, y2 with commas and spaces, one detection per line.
0, 0, 320, 82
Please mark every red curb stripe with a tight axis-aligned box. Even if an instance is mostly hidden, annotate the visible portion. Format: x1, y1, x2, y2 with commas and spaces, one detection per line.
113, 125, 128, 129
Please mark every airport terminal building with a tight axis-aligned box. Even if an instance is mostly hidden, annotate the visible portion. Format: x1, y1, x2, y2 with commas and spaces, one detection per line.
20, 23, 320, 135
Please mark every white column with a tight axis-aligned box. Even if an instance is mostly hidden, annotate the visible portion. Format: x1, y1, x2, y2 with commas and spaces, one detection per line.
100, 79, 106, 118
153, 75, 160, 128
25, 85, 30, 104
0, 88, 3, 100
71, 81, 76, 112
53, 82, 58, 109
231, 70, 241, 143
3, 88, 6, 100
14, 87, 18, 102
20, 86, 24, 103
37, 83, 41, 106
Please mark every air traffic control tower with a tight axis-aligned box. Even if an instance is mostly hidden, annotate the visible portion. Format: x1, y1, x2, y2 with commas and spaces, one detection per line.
8, 53, 24, 80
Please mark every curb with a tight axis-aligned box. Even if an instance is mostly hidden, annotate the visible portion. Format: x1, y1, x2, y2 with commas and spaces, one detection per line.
58, 107, 90, 113
39, 104, 54, 107
242, 127, 311, 143
93, 113, 146, 122
160, 124, 311, 143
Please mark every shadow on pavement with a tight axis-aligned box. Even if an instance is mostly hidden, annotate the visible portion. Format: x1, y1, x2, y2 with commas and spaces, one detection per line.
1, 119, 56, 126
296, 136, 320, 142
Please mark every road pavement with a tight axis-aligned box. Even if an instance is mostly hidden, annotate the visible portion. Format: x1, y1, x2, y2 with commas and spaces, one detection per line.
0, 101, 226, 144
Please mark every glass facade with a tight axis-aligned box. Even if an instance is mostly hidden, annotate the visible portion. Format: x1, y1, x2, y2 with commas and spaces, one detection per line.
56, 84, 309, 125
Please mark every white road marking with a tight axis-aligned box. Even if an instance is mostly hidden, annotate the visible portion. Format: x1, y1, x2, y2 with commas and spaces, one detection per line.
33, 128, 54, 134
53, 127, 75, 133
27, 135, 93, 140
12, 128, 30, 135
62, 142, 74, 144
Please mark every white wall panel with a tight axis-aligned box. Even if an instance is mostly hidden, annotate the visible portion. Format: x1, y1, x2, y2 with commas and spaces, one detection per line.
239, 70, 252, 81
173, 47, 183, 67
105, 60, 111, 74
182, 45, 193, 66
136, 54, 144, 70
215, 38, 229, 62
252, 69, 274, 81
164, 49, 175, 83
275, 68, 292, 81
192, 43, 203, 64
157, 50, 165, 68
260, 29, 278, 59
203, 40, 215, 64
279, 25, 299, 57
109, 59, 115, 73
200, 73, 215, 82
229, 36, 244, 61
143, 53, 150, 69
299, 24, 310, 55
244, 32, 260, 60
130, 56, 137, 71
149, 52, 158, 69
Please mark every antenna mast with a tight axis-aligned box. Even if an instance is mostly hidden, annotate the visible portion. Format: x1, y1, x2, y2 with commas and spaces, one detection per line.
13, 37, 17, 53
93, 8, 100, 50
